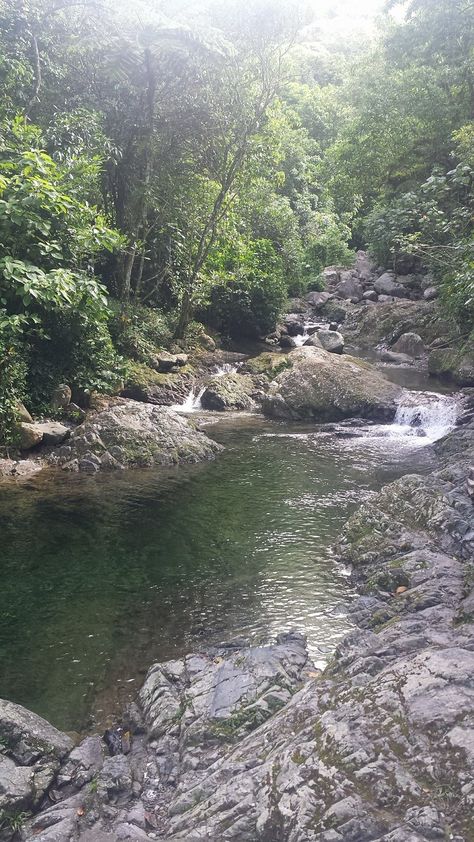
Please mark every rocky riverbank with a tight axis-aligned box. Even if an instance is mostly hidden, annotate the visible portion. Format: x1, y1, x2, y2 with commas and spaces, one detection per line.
1, 399, 472, 842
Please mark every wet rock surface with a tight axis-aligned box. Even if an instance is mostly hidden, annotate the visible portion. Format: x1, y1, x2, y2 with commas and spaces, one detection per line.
1, 418, 472, 841
47, 401, 222, 472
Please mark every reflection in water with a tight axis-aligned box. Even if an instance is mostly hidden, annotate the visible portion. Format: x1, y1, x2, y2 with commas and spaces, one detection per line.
0, 415, 438, 732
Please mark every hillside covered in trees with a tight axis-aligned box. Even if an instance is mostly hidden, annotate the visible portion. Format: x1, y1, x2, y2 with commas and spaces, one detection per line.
0, 0, 472, 439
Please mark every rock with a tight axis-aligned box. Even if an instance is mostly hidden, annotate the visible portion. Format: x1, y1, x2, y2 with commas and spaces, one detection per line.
200, 373, 256, 412
51, 384, 72, 410
378, 293, 397, 302
279, 334, 297, 349
374, 272, 409, 298
199, 334, 216, 352
0, 698, 72, 813
424, 286, 439, 301
48, 401, 222, 471
19, 422, 43, 450
15, 401, 33, 423
306, 290, 333, 310
341, 300, 440, 351
154, 352, 178, 373
303, 334, 323, 348
391, 332, 425, 358
262, 346, 401, 422
335, 273, 363, 301
363, 290, 378, 302
380, 350, 413, 365
37, 422, 70, 446
62, 403, 87, 423
354, 250, 376, 282
0, 458, 44, 479
321, 267, 340, 286
175, 354, 188, 367
315, 329, 344, 354
321, 299, 350, 324
428, 342, 474, 386
395, 273, 420, 290
284, 315, 305, 337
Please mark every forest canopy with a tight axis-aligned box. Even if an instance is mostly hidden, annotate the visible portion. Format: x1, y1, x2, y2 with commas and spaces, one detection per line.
0, 0, 473, 436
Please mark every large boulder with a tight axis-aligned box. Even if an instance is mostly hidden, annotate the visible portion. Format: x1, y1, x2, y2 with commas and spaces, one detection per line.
200, 373, 256, 412
262, 346, 401, 422
48, 401, 222, 472
305, 290, 333, 310
374, 272, 410, 299
18, 423, 43, 450
335, 272, 363, 301
391, 332, 425, 358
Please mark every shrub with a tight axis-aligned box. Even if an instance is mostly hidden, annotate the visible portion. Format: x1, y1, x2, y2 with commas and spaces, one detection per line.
109, 302, 172, 361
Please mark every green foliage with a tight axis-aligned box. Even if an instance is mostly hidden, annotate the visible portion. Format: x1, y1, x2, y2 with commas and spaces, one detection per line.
202, 238, 287, 338
109, 302, 172, 362
0, 311, 27, 441
0, 117, 123, 433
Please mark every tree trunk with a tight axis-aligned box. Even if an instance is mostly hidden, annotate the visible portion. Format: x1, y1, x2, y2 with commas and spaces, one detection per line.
174, 289, 193, 339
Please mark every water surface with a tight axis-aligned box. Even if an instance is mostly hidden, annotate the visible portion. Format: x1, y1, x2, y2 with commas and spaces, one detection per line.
0, 413, 439, 732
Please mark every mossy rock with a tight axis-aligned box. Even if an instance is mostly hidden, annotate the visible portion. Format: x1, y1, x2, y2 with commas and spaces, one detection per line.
243, 352, 292, 378
428, 335, 474, 385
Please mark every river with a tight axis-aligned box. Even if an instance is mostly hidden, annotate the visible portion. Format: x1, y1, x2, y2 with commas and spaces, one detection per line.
0, 368, 456, 734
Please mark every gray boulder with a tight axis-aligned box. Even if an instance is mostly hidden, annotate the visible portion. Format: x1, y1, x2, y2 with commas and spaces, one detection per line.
363, 289, 378, 302
315, 329, 344, 354
305, 291, 333, 310
19, 422, 43, 450
424, 286, 439, 301
262, 346, 401, 422
335, 273, 363, 301
38, 422, 71, 446
48, 401, 222, 472
0, 699, 72, 814
374, 272, 409, 298
391, 332, 425, 358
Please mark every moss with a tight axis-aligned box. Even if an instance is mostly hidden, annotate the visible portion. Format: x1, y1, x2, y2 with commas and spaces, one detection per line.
291, 749, 306, 766
244, 352, 292, 378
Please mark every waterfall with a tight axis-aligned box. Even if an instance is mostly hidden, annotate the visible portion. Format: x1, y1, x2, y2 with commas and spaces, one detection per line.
394, 391, 457, 442
171, 386, 206, 413
171, 363, 239, 413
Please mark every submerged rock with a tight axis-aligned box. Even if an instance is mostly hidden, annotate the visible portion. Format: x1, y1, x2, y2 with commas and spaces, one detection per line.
48, 400, 222, 472
262, 346, 401, 422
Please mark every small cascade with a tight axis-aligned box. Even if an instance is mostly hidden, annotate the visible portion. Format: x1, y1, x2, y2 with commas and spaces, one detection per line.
171, 386, 206, 413
171, 362, 239, 413
292, 322, 328, 348
393, 391, 457, 442
212, 362, 239, 377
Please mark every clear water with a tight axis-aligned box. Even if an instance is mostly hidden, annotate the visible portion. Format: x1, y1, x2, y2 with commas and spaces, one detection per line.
0, 411, 442, 734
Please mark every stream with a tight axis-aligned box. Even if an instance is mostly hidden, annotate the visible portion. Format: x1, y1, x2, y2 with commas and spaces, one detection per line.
0, 366, 458, 735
